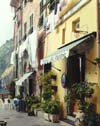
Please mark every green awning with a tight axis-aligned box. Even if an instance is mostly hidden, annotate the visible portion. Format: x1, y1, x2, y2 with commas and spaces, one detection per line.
41, 32, 96, 65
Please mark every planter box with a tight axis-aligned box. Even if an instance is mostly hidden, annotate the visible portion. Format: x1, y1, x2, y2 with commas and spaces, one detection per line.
44, 113, 50, 121
49, 114, 59, 123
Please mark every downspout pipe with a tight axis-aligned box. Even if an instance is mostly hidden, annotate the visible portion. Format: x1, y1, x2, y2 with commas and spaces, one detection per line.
97, 0, 100, 56
96, 0, 100, 113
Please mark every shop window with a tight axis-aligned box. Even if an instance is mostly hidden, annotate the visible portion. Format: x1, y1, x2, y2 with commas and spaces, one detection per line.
62, 28, 65, 44
44, 63, 51, 73
72, 18, 80, 32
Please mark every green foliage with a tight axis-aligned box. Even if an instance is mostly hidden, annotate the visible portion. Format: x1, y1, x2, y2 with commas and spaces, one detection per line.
31, 103, 41, 112
42, 85, 53, 101
41, 71, 54, 101
64, 81, 99, 126
41, 101, 51, 113
95, 57, 100, 63
71, 82, 96, 99
41, 99, 60, 114
48, 99, 60, 114
41, 71, 53, 85
83, 103, 100, 126
26, 96, 40, 110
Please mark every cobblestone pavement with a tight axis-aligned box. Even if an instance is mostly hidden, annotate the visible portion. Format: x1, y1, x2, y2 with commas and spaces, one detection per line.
0, 109, 67, 126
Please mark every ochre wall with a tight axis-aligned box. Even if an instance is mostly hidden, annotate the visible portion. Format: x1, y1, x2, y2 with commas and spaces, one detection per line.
44, 0, 99, 117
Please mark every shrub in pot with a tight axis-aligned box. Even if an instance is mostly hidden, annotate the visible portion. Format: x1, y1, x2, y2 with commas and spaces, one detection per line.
49, 99, 60, 123
26, 96, 40, 116
31, 103, 41, 116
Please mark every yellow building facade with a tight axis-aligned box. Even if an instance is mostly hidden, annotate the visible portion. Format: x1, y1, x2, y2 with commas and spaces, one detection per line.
42, 0, 100, 117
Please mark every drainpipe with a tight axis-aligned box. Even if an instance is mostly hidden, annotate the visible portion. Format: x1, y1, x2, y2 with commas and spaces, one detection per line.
96, 0, 100, 113
97, 0, 100, 56
20, 0, 23, 76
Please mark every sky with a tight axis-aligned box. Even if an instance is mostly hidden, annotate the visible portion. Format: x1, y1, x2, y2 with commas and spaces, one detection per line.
0, 0, 14, 47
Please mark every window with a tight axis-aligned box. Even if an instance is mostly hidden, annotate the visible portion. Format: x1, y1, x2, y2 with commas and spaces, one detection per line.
44, 63, 51, 73
24, 22, 27, 34
30, 14, 33, 28
72, 18, 80, 32
49, 0, 59, 12
62, 28, 65, 44
19, 30, 21, 44
24, 0, 28, 6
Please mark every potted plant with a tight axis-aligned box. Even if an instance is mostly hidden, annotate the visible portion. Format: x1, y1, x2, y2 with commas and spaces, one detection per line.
82, 103, 100, 126
31, 103, 41, 116
49, 99, 60, 123
64, 81, 97, 125
25, 96, 40, 116
41, 101, 51, 121
95, 57, 100, 67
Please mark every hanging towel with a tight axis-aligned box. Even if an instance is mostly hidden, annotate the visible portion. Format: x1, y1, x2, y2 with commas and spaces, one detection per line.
28, 30, 38, 68
10, 51, 16, 65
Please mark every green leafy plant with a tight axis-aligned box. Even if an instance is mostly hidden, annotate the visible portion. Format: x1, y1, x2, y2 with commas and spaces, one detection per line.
94, 57, 100, 63
83, 103, 100, 126
31, 103, 41, 112
41, 71, 55, 101
64, 81, 96, 117
26, 96, 40, 111
41, 101, 51, 113
49, 99, 60, 114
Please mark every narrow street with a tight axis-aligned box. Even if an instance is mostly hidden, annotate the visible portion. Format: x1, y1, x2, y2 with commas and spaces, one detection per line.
0, 109, 67, 126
